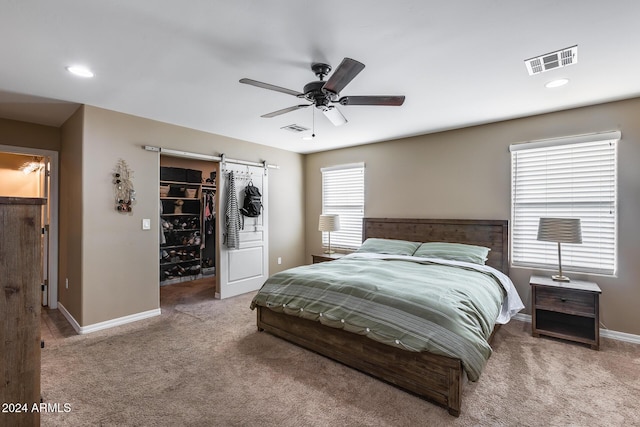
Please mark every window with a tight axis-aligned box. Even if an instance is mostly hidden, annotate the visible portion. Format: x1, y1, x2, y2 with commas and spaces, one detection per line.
321, 163, 365, 249
510, 132, 619, 276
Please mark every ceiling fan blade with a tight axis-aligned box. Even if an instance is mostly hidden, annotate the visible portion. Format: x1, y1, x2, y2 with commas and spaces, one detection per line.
322, 106, 348, 126
240, 78, 303, 97
322, 58, 365, 95
261, 104, 310, 118
338, 95, 405, 106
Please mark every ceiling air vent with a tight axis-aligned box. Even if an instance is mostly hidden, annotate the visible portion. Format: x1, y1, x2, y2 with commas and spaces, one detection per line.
281, 124, 309, 133
525, 45, 578, 75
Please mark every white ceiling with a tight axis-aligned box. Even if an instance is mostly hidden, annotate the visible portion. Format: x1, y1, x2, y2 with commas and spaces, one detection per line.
2, 1, 640, 154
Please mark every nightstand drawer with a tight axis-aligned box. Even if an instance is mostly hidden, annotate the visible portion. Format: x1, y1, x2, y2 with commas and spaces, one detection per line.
535, 287, 595, 317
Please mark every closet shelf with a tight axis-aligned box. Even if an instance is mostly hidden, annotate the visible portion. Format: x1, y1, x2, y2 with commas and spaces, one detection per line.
160, 179, 201, 186
160, 259, 200, 267
160, 197, 200, 201
160, 243, 201, 250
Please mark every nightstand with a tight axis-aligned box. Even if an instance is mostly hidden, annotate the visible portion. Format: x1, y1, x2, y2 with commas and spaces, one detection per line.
530, 275, 601, 350
312, 253, 346, 264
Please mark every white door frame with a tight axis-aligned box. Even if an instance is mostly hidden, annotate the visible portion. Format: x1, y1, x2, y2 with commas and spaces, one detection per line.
0, 144, 59, 308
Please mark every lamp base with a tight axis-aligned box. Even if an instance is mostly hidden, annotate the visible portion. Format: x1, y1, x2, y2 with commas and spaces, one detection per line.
324, 249, 336, 254
552, 274, 571, 282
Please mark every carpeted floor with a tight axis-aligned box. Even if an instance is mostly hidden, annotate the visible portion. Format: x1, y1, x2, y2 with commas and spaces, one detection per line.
39, 280, 640, 426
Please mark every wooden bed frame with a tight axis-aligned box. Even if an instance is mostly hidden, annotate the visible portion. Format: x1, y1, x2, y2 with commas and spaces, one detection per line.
256, 218, 509, 416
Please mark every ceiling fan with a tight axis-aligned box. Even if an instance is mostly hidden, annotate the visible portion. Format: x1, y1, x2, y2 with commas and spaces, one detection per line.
239, 57, 405, 127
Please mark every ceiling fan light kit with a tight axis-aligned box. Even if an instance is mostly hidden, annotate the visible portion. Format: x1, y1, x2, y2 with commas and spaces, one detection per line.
240, 57, 405, 133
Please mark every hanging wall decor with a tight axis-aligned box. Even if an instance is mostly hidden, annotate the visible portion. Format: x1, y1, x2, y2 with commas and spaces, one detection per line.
113, 159, 136, 213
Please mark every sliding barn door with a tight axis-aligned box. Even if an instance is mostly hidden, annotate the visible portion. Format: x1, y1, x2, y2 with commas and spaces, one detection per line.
217, 163, 268, 299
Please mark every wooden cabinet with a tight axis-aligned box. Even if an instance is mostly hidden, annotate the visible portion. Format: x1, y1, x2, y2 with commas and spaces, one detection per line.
530, 275, 601, 350
312, 253, 346, 264
1, 197, 46, 427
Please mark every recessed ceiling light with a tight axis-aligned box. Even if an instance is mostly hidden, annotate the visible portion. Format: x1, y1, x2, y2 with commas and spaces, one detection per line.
545, 78, 569, 88
66, 65, 94, 78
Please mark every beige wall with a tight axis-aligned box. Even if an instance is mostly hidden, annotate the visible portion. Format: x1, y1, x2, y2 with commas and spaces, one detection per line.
305, 97, 640, 336
3, 97, 638, 336
0, 117, 61, 151
59, 107, 84, 323
73, 106, 305, 326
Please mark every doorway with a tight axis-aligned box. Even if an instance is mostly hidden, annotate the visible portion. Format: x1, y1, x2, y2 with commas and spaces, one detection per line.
159, 155, 218, 294
0, 145, 59, 308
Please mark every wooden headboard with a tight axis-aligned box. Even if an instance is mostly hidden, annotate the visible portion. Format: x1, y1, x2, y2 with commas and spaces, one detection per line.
362, 218, 509, 274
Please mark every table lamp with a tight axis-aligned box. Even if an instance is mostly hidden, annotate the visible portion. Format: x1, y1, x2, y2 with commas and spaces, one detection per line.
318, 214, 340, 254
536, 217, 582, 282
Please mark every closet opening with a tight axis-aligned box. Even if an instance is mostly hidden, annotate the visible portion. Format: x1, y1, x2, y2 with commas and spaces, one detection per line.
159, 155, 218, 293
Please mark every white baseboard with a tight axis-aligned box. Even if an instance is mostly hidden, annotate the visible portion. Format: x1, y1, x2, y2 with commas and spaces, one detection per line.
56, 302, 81, 333
57, 302, 161, 335
512, 313, 640, 345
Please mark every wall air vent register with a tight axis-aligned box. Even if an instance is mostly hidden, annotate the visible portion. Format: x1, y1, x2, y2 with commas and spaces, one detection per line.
525, 45, 578, 75
281, 124, 310, 133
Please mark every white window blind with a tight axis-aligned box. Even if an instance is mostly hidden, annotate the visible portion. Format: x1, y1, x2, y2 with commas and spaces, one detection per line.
321, 163, 365, 249
510, 134, 618, 275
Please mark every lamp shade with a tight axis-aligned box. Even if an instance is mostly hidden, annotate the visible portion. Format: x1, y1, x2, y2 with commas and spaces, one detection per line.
318, 214, 340, 232
537, 217, 582, 244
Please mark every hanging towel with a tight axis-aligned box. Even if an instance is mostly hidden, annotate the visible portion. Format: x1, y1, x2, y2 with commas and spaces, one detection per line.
225, 171, 241, 249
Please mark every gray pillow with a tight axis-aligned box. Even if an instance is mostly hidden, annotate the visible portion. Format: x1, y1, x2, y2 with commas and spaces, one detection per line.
356, 238, 421, 256
413, 242, 490, 265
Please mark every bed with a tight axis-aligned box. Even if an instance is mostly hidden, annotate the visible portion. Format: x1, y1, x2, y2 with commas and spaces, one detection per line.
251, 218, 517, 416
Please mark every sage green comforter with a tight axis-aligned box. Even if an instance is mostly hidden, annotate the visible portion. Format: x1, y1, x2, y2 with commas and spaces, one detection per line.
250, 254, 507, 381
